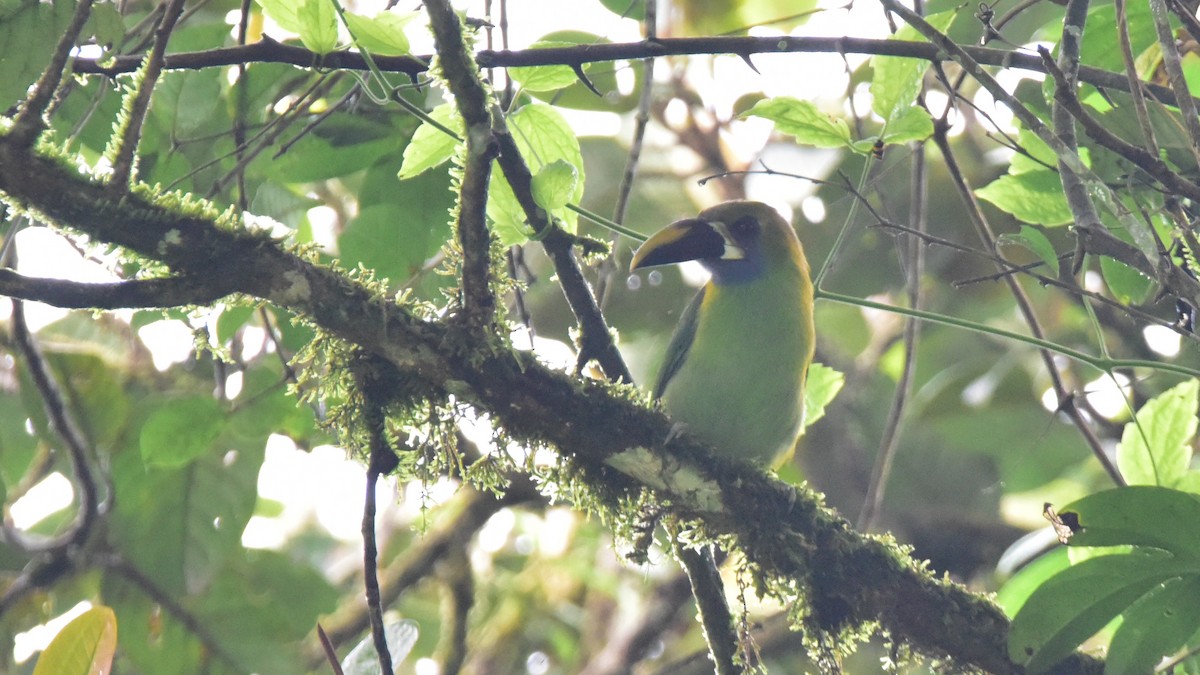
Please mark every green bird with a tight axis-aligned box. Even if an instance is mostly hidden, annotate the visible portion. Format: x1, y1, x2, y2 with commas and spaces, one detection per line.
631, 200, 816, 468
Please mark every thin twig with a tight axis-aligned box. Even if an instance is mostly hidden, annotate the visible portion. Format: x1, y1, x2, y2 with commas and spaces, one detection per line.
1116, 0, 1160, 154
932, 127, 1126, 486
1149, 0, 1200, 169
109, 0, 189, 192
858, 133, 927, 531
597, 1, 657, 309
10, 0, 96, 146
7, 298, 101, 551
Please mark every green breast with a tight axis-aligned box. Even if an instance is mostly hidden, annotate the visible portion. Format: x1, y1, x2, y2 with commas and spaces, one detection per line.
659, 267, 814, 467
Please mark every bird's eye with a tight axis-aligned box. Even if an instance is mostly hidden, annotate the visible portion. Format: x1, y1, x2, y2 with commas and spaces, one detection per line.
729, 215, 758, 237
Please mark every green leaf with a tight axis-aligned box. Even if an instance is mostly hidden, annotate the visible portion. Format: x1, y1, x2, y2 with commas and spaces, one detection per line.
84, 2, 126, 47
399, 103, 463, 179
267, 115, 398, 182
256, 0, 302, 33
216, 304, 257, 344
878, 105, 934, 145
141, 395, 226, 468
152, 70, 223, 135
1079, 0, 1154, 73
342, 162, 454, 281
1061, 486, 1200, 558
742, 96, 852, 149
997, 547, 1072, 617
0, 0, 75, 112
523, 31, 644, 111
32, 605, 117, 675
488, 103, 585, 245
870, 9, 956, 120
1008, 550, 1198, 672
1117, 380, 1198, 487
509, 40, 582, 92
343, 10, 415, 56
803, 362, 844, 429
1100, 255, 1153, 305
487, 175, 532, 246
976, 171, 1073, 226
1011, 129, 1058, 174
194, 550, 338, 673
297, 0, 337, 54
531, 159, 579, 211
112, 438, 264, 595
997, 224, 1060, 273
1104, 575, 1200, 674
598, 0, 646, 20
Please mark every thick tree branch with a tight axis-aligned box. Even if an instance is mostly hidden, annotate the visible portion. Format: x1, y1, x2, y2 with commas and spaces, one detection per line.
0, 134, 1104, 674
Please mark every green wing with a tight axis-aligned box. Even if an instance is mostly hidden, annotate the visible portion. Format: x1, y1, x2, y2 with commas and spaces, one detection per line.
653, 286, 705, 400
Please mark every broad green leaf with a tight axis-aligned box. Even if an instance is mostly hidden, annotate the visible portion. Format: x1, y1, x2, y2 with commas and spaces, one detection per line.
256, 0, 302, 33
84, 2, 126, 47
598, 0, 646, 20
1104, 575, 1200, 674
1079, 0, 1153, 73
0, 0, 75, 112
343, 10, 416, 56
1174, 470, 1200, 494
152, 70, 223, 135
487, 175, 532, 246
341, 165, 455, 283
976, 171, 1073, 226
878, 105, 933, 145
194, 550, 338, 673
1100, 255, 1153, 305
0, 394, 40, 493
997, 546, 1072, 617
1061, 486, 1200, 558
509, 40, 581, 92
1117, 380, 1198, 487
488, 103, 585, 244
298, 0, 337, 54
140, 395, 226, 468
216, 304, 257, 344
870, 9, 956, 120
399, 103, 463, 179
113, 434, 263, 595
743, 96, 852, 148
997, 225, 1059, 273
267, 115, 397, 182
32, 605, 117, 675
1010, 128, 1060, 174
531, 159, 579, 211
342, 620, 420, 674
524, 31, 644, 111
1008, 550, 1197, 672
803, 362, 843, 429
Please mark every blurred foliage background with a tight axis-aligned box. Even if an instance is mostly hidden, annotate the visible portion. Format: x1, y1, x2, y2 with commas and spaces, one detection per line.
2, 0, 1200, 672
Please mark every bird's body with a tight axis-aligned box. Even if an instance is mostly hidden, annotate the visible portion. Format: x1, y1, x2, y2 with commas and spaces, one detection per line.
632, 201, 815, 468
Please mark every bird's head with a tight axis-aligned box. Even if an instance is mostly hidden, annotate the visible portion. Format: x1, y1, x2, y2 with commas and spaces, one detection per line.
629, 201, 804, 286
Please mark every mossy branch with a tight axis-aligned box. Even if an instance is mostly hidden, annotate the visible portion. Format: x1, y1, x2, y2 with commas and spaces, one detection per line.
0, 132, 1103, 674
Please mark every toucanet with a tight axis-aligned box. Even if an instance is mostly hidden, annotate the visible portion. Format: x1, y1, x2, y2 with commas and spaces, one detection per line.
631, 200, 816, 468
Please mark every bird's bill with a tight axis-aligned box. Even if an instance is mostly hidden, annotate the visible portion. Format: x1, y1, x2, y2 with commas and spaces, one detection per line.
630, 218, 735, 271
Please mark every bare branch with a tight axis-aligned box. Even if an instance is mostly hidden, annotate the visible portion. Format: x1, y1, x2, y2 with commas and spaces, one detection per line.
70, 36, 1196, 109
0, 268, 237, 308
